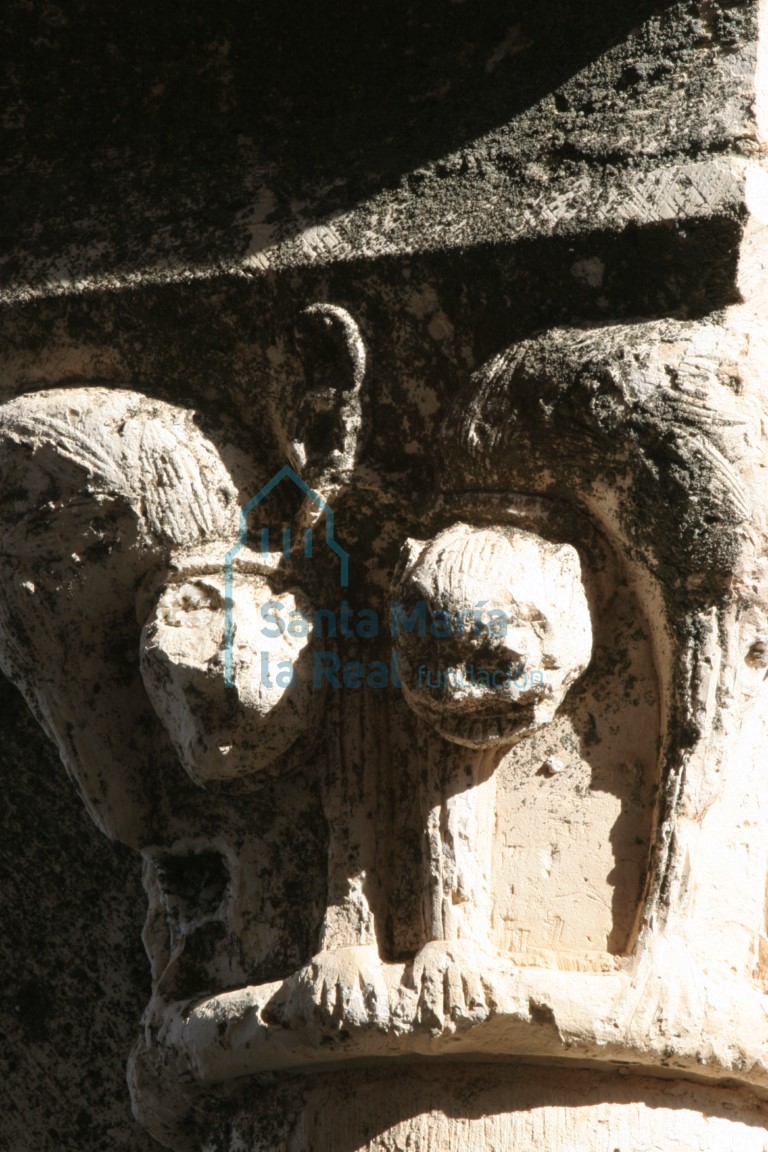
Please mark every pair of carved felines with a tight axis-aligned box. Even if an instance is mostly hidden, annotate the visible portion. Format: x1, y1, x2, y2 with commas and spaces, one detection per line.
0, 313, 758, 1147
140, 519, 592, 786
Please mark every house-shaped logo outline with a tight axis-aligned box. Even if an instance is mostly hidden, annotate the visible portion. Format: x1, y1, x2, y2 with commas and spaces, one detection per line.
223, 464, 349, 687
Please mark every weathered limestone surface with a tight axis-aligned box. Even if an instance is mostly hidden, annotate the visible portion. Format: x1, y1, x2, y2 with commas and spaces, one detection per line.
3, 1, 768, 1150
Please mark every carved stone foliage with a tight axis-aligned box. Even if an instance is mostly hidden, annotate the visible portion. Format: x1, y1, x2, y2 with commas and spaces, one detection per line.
2, 300, 768, 1150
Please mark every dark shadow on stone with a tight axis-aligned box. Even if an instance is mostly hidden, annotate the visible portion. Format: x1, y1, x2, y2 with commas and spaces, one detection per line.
0, 216, 743, 482
1, 0, 684, 281
0, 673, 159, 1152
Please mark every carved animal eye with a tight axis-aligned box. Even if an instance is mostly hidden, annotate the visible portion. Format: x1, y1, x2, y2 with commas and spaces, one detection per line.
158, 579, 224, 625
178, 582, 222, 612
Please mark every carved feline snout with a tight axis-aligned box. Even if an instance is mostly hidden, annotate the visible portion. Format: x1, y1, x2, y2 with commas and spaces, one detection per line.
392, 522, 593, 748
140, 551, 325, 784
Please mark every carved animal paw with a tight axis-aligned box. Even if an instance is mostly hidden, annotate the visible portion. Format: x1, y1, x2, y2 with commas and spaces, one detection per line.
282, 946, 392, 1041
407, 941, 500, 1034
